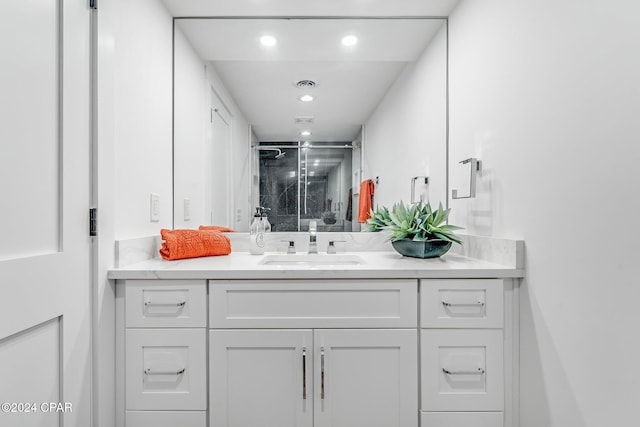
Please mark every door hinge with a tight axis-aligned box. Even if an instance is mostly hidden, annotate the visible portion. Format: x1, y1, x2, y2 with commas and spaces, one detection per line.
89, 208, 97, 237
90, 0, 97, 10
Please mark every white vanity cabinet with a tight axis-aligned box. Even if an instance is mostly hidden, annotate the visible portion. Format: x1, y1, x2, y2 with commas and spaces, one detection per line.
116, 280, 208, 427
209, 279, 419, 427
420, 279, 517, 427
116, 275, 518, 427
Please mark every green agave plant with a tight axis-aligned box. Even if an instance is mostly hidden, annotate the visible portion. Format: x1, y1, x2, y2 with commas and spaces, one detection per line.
367, 201, 463, 244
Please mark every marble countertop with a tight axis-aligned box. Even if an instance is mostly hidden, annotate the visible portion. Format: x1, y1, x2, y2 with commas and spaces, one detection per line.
107, 251, 524, 280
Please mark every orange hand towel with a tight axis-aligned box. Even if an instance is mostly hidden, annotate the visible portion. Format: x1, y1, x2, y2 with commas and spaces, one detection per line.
159, 229, 231, 261
357, 179, 375, 223
198, 225, 235, 232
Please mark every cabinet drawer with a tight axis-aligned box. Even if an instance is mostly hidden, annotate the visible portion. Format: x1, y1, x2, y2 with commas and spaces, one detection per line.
421, 279, 503, 328
421, 330, 504, 412
421, 411, 503, 427
126, 411, 206, 427
125, 280, 206, 328
209, 279, 417, 328
126, 329, 206, 410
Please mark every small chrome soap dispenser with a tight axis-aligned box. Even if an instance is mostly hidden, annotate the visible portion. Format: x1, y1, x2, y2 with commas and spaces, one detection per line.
249, 208, 265, 255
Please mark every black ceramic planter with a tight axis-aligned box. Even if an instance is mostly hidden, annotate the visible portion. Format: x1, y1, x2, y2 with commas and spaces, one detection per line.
391, 239, 452, 258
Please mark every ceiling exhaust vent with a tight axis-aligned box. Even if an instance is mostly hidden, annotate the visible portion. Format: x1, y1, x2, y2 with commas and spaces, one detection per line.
294, 116, 314, 125
295, 79, 317, 89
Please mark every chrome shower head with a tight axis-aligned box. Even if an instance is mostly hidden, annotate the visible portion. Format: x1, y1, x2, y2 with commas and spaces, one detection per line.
257, 147, 286, 160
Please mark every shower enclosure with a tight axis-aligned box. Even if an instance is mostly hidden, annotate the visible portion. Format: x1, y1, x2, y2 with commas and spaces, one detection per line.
255, 142, 357, 232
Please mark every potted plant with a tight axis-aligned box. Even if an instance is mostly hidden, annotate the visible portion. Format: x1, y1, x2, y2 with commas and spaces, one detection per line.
321, 210, 337, 225
367, 201, 462, 258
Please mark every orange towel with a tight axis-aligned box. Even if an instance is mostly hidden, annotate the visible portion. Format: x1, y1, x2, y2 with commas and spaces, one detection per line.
357, 179, 375, 223
198, 225, 235, 232
159, 229, 231, 261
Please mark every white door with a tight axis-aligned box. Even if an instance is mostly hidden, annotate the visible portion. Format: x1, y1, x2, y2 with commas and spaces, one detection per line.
314, 329, 418, 427
0, 1, 92, 426
210, 330, 313, 427
205, 89, 231, 226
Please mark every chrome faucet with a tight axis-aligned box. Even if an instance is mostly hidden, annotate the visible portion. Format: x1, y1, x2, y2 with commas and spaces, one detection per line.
308, 220, 318, 254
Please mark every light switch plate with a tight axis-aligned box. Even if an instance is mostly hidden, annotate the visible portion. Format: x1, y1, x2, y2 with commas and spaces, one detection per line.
184, 198, 191, 221
150, 193, 160, 222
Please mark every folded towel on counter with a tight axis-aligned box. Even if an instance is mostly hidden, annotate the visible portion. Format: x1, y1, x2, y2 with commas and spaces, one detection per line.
159, 229, 231, 261
357, 179, 375, 223
198, 225, 235, 232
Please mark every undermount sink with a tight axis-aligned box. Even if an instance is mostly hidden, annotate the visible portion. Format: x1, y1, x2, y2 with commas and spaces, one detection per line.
258, 254, 367, 266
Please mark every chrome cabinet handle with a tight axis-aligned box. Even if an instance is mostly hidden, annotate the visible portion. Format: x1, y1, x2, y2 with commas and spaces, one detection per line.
320, 347, 325, 400
442, 300, 485, 307
442, 367, 485, 375
144, 368, 185, 376
144, 301, 186, 307
302, 347, 307, 400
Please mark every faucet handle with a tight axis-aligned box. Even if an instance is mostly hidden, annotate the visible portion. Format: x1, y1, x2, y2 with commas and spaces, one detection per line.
281, 240, 296, 254
327, 240, 346, 254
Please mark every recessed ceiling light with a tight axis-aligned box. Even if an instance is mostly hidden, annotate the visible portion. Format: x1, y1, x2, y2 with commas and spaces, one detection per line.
260, 35, 277, 47
300, 130, 312, 136
341, 35, 358, 47
314, 160, 320, 166
299, 94, 315, 102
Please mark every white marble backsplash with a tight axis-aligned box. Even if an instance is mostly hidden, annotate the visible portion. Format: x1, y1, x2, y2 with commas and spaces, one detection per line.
115, 235, 162, 268
114, 231, 524, 270
228, 231, 393, 253
449, 234, 525, 269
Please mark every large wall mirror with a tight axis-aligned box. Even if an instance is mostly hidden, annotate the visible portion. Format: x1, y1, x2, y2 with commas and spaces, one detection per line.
173, 17, 448, 232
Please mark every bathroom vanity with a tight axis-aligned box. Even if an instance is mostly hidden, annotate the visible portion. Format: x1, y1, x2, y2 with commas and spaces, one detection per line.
109, 242, 524, 427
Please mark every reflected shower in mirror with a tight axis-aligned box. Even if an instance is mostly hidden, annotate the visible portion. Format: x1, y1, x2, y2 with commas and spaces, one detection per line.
173, 18, 448, 231
257, 142, 354, 232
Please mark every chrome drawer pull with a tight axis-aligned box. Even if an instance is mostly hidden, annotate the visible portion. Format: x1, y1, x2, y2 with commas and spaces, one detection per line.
144, 368, 186, 376
144, 301, 186, 307
320, 347, 325, 401
302, 347, 307, 400
442, 300, 485, 307
442, 367, 485, 375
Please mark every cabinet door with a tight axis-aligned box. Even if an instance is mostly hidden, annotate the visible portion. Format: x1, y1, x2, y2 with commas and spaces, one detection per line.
210, 329, 313, 427
126, 411, 206, 427
125, 329, 206, 410
421, 329, 504, 412
420, 279, 504, 328
314, 329, 418, 427
125, 280, 207, 328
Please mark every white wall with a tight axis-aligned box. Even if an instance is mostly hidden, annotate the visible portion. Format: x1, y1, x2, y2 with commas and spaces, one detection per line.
113, 0, 173, 239
448, 1, 640, 425
364, 20, 447, 209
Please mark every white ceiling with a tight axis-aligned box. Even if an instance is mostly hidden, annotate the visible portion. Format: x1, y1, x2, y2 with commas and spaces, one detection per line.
166, 1, 457, 142
161, 0, 461, 18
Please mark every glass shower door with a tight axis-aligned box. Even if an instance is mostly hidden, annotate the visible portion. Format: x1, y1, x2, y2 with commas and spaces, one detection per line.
258, 144, 353, 232
258, 147, 299, 231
